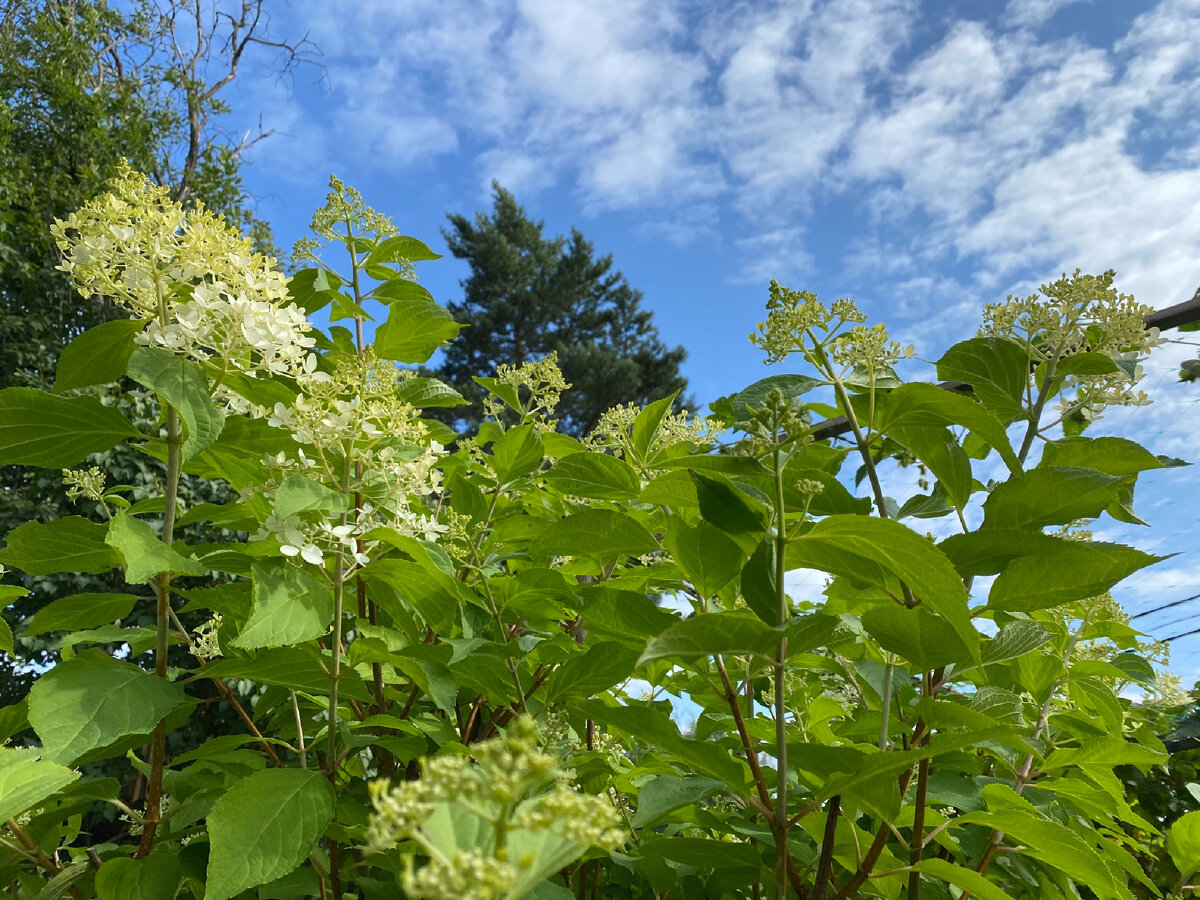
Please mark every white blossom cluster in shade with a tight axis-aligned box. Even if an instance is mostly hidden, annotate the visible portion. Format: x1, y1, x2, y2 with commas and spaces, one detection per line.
50, 163, 317, 412
250, 349, 447, 569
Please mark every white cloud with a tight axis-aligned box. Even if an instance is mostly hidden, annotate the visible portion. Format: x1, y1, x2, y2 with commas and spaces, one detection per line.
733, 226, 815, 285
248, 0, 1200, 325
1006, 0, 1091, 29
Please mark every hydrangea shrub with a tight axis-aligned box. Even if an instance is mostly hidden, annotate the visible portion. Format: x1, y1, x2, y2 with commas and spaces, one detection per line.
0, 168, 1194, 899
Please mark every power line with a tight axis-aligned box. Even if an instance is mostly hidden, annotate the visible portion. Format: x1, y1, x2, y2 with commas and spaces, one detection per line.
1131, 592, 1200, 621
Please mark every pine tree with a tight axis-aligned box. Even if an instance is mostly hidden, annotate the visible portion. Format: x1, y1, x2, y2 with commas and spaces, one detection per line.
435, 183, 690, 436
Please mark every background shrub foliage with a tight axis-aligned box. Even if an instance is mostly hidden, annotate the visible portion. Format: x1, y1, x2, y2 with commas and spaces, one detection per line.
0, 168, 1195, 900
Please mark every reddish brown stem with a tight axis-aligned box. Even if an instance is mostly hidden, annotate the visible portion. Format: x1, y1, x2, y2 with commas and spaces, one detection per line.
7, 820, 87, 900
812, 795, 840, 900
716, 655, 773, 810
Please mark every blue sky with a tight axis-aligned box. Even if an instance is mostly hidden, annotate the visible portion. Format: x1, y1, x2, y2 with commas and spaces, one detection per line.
224, 0, 1200, 675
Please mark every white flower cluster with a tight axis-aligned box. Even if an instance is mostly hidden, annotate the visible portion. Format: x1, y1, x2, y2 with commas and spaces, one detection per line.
50, 164, 317, 412
250, 350, 447, 569
144, 282, 317, 409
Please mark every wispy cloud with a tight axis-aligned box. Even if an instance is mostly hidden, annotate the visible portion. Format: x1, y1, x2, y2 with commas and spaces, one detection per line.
251, 0, 1200, 309
1006, 0, 1092, 29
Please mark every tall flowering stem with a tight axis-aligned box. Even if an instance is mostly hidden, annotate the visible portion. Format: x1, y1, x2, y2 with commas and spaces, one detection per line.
137, 406, 181, 857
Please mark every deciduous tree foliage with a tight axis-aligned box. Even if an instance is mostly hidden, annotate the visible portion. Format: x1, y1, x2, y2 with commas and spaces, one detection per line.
0, 0, 298, 388
434, 182, 691, 436
0, 169, 1198, 899
0, 0, 306, 779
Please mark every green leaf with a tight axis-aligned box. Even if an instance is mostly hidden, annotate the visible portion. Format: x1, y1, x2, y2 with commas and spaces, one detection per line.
1041, 736, 1165, 772
632, 776, 726, 828
638, 610, 779, 665
367, 234, 442, 265
1056, 351, 1119, 375
28, 650, 185, 765
54, 318, 145, 391
740, 537, 778, 624
579, 700, 747, 789
822, 728, 1013, 804
1169, 810, 1200, 877
0, 748, 79, 823
897, 482, 954, 520
545, 642, 640, 702
1110, 651, 1156, 686
287, 268, 342, 314
879, 382, 1020, 473
912, 859, 1016, 900
491, 424, 544, 483
361, 558, 462, 635
0, 516, 120, 575
374, 297, 462, 364
692, 471, 770, 553
728, 374, 821, 421
26, 592, 138, 635
546, 451, 641, 500
105, 511, 206, 583
665, 518, 745, 598
861, 605, 973, 671
166, 415, 292, 490
955, 808, 1120, 898
886, 424, 974, 509
784, 466, 871, 517
394, 376, 465, 409
370, 276, 436, 305
273, 473, 349, 521
630, 392, 679, 461
640, 470, 700, 509
205, 769, 335, 900
199, 647, 371, 702
941, 529, 1087, 575
126, 346, 224, 460
95, 852, 180, 900
936, 337, 1029, 424
982, 621, 1052, 664
1040, 435, 1176, 476
989, 541, 1161, 612
0, 701, 27, 745
786, 516, 978, 661
981, 467, 1129, 530
0, 616, 10, 657
0, 387, 142, 467
582, 588, 678, 644
536, 509, 658, 562
786, 613, 851, 655
232, 560, 333, 648
393, 647, 458, 714
640, 836, 762, 872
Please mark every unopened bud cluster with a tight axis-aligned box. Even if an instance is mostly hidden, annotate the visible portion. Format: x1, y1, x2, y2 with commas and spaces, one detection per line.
61, 466, 106, 503
367, 717, 624, 897
981, 269, 1161, 421
482, 352, 570, 432
587, 402, 722, 465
